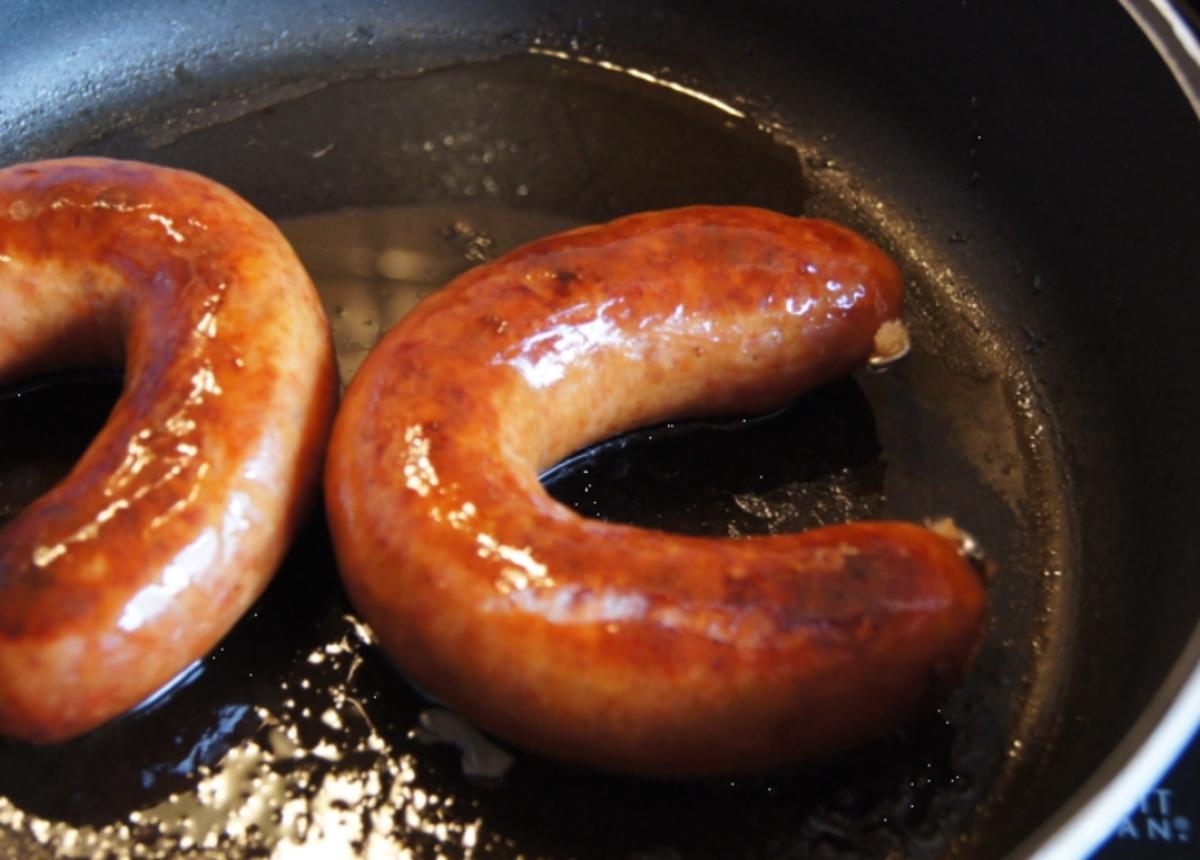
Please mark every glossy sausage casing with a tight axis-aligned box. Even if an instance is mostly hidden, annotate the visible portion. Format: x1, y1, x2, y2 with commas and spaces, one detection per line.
0, 158, 337, 743
326, 206, 987, 776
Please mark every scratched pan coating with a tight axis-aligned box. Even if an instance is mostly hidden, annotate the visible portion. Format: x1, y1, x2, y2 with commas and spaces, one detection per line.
0, 6, 1197, 856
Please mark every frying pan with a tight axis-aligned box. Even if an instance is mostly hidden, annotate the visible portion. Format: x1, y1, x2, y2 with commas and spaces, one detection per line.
1, 1, 1199, 857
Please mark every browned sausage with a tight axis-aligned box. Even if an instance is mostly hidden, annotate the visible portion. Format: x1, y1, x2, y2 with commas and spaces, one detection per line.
325, 206, 986, 777
0, 158, 337, 743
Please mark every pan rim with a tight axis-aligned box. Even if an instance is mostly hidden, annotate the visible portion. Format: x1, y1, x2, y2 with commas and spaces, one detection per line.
1014, 10, 1200, 860
1121, 0, 1200, 120
1018, 634, 1200, 857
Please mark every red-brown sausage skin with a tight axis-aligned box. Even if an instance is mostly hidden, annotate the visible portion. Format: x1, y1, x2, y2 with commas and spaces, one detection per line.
0, 158, 337, 743
325, 206, 986, 777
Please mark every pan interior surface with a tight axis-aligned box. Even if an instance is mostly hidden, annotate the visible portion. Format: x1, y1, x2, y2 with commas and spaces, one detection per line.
4, 1, 1200, 857
0, 52, 1078, 860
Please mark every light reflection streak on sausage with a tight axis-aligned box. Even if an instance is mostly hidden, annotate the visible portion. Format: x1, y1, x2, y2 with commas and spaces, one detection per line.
0, 157, 337, 744
327, 206, 988, 777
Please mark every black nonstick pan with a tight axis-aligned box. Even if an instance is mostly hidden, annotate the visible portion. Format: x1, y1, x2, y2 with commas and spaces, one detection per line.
2, 1, 1199, 857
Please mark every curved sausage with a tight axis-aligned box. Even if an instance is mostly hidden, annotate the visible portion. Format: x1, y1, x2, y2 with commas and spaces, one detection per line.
325, 206, 986, 777
0, 158, 337, 743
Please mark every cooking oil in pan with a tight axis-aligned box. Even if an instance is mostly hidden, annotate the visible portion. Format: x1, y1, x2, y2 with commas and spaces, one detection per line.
0, 52, 1070, 860
276, 204, 583, 390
